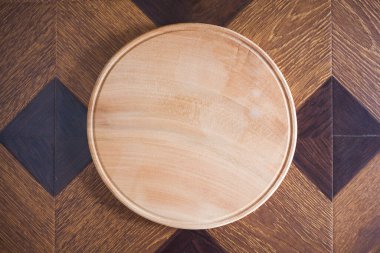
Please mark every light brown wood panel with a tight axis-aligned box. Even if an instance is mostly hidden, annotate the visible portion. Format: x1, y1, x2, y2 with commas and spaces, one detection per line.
333, 0, 380, 121
57, 0, 156, 105
227, 0, 331, 108
0, 144, 54, 253
208, 164, 332, 253
55, 163, 176, 253
0, 2, 55, 130
88, 24, 297, 229
334, 149, 380, 253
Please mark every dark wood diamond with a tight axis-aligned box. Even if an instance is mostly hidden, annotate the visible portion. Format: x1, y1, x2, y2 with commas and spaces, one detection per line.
0, 78, 91, 195
333, 136, 380, 196
132, 0, 251, 26
0, 82, 55, 193
54, 79, 92, 194
294, 78, 332, 199
156, 230, 226, 253
333, 78, 380, 136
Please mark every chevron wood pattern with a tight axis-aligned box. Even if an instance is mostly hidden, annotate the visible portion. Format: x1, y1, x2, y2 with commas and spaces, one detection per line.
0, 2, 55, 130
55, 164, 175, 252
56, 0, 155, 105
226, 0, 331, 108
333, 0, 380, 121
208, 164, 332, 253
0, 0, 379, 252
334, 150, 380, 252
0, 145, 54, 253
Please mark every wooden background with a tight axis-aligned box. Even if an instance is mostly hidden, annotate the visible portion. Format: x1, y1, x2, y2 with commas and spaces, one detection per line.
0, 0, 379, 252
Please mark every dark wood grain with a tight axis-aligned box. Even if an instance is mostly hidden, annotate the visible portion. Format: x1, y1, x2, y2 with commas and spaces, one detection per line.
334, 151, 380, 253
156, 230, 226, 253
297, 79, 332, 139
57, 0, 156, 105
0, 78, 91, 196
209, 164, 332, 253
333, 0, 380, 121
54, 78, 91, 195
0, 81, 55, 194
56, 163, 176, 252
294, 79, 332, 199
227, 0, 331, 108
0, 144, 54, 253
0, 2, 55, 130
295, 138, 332, 199
333, 78, 380, 136
333, 136, 380, 196
132, 0, 251, 26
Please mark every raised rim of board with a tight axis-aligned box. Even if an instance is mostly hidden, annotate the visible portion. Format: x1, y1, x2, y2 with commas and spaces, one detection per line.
87, 23, 297, 229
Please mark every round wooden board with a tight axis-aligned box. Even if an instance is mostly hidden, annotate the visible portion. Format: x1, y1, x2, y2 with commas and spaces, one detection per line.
88, 24, 297, 229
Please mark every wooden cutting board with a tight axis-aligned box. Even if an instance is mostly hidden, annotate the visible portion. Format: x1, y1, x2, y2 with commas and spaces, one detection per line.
88, 23, 297, 229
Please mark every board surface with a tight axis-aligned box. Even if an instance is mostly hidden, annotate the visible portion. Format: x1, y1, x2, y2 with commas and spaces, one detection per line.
88, 24, 297, 229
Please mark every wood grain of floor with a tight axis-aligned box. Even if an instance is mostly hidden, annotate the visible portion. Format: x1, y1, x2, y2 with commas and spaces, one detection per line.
0, 0, 379, 252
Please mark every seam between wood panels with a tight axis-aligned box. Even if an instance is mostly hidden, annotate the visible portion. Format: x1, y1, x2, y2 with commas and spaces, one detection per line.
53, 77, 57, 253
54, 1, 58, 253
331, 0, 334, 252
330, 0, 333, 78
331, 65, 334, 253
295, 76, 333, 110
332, 74, 380, 124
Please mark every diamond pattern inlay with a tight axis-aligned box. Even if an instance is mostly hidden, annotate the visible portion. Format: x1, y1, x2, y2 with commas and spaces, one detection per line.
156, 230, 226, 253
0, 78, 91, 195
294, 78, 332, 199
333, 137, 380, 196
332, 78, 380, 196
333, 78, 380, 136
132, 0, 251, 26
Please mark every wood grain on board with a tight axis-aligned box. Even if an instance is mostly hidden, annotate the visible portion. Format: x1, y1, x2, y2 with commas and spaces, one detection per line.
56, 0, 156, 106
0, 2, 55, 130
208, 164, 332, 253
88, 24, 296, 229
0, 78, 91, 196
333, 137, 380, 196
0, 80, 55, 194
333, 78, 380, 136
333, 0, 380, 121
334, 150, 380, 253
1, 0, 380, 251
132, 0, 251, 26
54, 78, 92, 195
294, 79, 332, 199
0, 145, 54, 253
227, 0, 331, 108
55, 164, 176, 253
156, 230, 226, 253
